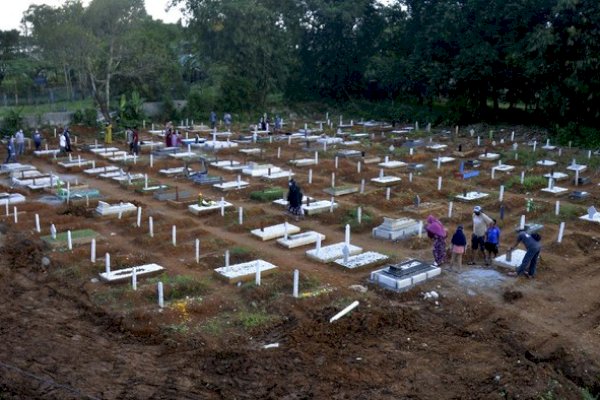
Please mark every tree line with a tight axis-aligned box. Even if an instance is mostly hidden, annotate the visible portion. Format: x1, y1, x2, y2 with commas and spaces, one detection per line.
1, 0, 598, 142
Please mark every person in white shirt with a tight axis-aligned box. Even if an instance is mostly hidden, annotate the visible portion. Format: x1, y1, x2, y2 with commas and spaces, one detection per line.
468, 205, 493, 265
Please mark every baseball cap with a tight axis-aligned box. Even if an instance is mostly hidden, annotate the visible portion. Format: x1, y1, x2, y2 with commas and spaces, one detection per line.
473, 206, 482, 212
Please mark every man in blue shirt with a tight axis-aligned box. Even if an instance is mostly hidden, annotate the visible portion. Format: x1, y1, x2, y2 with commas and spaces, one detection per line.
484, 219, 500, 265
508, 229, 542, 278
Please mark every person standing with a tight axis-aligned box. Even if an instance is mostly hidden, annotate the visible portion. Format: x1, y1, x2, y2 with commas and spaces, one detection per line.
508, 230, 542, 278
209, 111, 217, 129
33, 130, 42, 151
63, 128, 72, 152
484, 219, 501, 265
223, 112, 232, 131
468, 205, 493, 265
105, 122, 112, 144
126, 128, 134, 154
450, 225, 467, 272
15, 130, 25, 156
287, 179, 303, 221
426, 215, 447, 266
59, 133, 67, 154
5, 137, 16, 163
131, 128, 139, 155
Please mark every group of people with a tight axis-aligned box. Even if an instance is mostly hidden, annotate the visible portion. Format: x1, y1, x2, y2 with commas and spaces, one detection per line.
164, 127, 183, 148
426, 205, 541, 278
5, 129, 45, 163
209, 111, 233, 131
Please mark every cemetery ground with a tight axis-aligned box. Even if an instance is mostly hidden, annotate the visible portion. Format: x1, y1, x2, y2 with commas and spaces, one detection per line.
1, 124, 600, 399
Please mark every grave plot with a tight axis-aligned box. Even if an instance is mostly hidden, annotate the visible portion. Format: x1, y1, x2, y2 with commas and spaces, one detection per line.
537, 159, 557, 167
0, 193, 26, 206
363, 156, 382, 164
89, 147, 120, 154
317, 136, 343, 145
302, 199, 338, 215
432, 156, 456, 164
99, 263, 165, 283
493, 164, 515, 173
276, 231, 326, 249
214, 259, 278, 283
154, 188, 193, 202
579, 206, 600, 223
213, 179, 249, 191
159, 166, 193, 176
371, 175, 402, 187
566, 163, 587, 173
251, 223, 301, 241
289, 158, 317, 167
98, 151, 128, 159
41, 229, 99, 248
306, 242, 363, 263
58, 158, 94, 169
168, 151, 197, 159
372, 217, 420, 241
188, 199, 233, 215
261, 170, 295, 181
333, 251, 389, 270
543, 172, 568, 181
242, 163, 282, 177
112, 173, 145, 184
323, 185, 359, 197
378, 159, 407, 169
336, 149, 362, 158
478, 152, 501, 161
403, 202, 446, 217
84, 166, 119, 175
370, 259, 441, 292
189, 172, 223, 186
426, 144, 448, 152
34, 149, 61, 157
95, 201, 137, 216
272, 195, 314, 207
569, 191, 590, 201
0, 163, 36, 175
10, 169, 45, 179
239, 148, 262, 156
203, 140, 238, 150
211, 160, 245, 171
455, 191, 490, 202
341, 140, 361, 146
493, 249, 527, 271
540, 182, 568, 196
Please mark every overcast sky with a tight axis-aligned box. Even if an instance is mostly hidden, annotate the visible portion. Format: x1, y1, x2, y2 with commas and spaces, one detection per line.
0, 0, 185, 31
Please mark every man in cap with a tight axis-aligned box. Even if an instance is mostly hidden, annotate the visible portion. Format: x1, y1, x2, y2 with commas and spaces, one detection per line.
468, 205, 493, 265
507, 228, 541, 278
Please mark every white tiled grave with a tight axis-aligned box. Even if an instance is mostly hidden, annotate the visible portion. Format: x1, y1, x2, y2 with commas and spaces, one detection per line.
95, 201, 137, 216
58, 160, 94, 168
213, 180, 249, 191
378, 160, 407, 169
99, 263, 164, 283
370, 259, 441, 292
306, 242, 363, 263
99, 171, 126, 179
10, 169, 44, 179
169, 151, 197, 159
34, 149, 60, 156
317, 137, 343, 145
273, 196, 315, 207
1, 163, 35, 173
455, 191, 489, 201
26, 177, 61, 190
289, 158, 317, 167
251, 223, 300, 241
214, 260, 278, 283
211, 160, 244, 170
493, 164, 515, 173
12, 174, 57, 186
337, 149, 362, 158
276, 231, 326, 249
159, 167, 191, 176
0, 193, 26, 206
542, 172, 568, 181
432, 156, 455, 164
112, 173, 145, 183
541, 186, 568, 195
188, 200, 233, 215
89, 147, 120, 154
302, 200, 338, 215
203, 140, 238, 150
372, 217, 420, 241
478, 153, 501, 161
239, 148, 262, 155
493, 249, 527, 270
426, 144, 448, 152
261, 171, 295, 181
333, 251, 389, 270
84, 166, 119, 175
567, 164, 587, 172
537, 159, 557, 167
579, 207, 600, 223
341, 140, 361, 146
98, 151, 127, 158
371, 176, 402, 186
242, 163, 282, 177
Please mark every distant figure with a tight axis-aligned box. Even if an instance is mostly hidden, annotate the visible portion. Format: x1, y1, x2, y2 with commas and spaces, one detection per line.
126, 128, 134, 154
33, 130, 42, 151
5, 137, 16, 163
224, 113, 232, 131
132, 128, 139, 155
425, 215, 447, 266
63, 128, 72, 152
287, 179, 303, 221
450, 225, 467, 272
210, 111, 217, 129
15, 129, 25, 156
105, 123, 112, 144
275, 115, 282, 131
468, 205, 492, 265
171, 130, 180, 147
259, 116, 267, 131
508, 229, 542, 278
165, 129, 172, 148
59, 133, 67, 154
484, 219, 501, 265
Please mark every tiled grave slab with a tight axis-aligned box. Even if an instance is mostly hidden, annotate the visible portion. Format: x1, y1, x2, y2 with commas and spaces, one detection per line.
432, 156, 455, 163
306, 243, 363, 263
58, 160, 93, 168
302, 200, 338, 215
370, 259, 441, 292
317, 137, 343, 145
276, 231, 326, 249
214, 260, 278, 283
112, 173, 145, 183
372, 217, 420, 241
289, 158, 317, 166
89, 147, 119, 154
333, 251, 389, 270
261, 171, 294, 181
493, 249, 527, 270
0, 193, 26, 206
540, 186, 568, 195
371, 176, 402, 186
203, 141, 238, 150
211, 160, 243, 170
251, 223, 300, 241
34, 149, 60, 156
478, 153, 501, 161
567, 164, 587, 172
95, 201, 136, 216
1, 163, 36, 173
273, 196, 314, 207
188, 200, 232, 215
169, 151, 197, 159
336, 150, 362, 158
493, 164, 515, 173
99, 263, 165, 283
323, 186, 359, 196
378, 161, 407, 169
455, 191, 489, 202
242, 163, 282, 177
84, 166, 119, 175
543, 172, 568, 180
537, 160, 557, 167
213, 180, 249, 191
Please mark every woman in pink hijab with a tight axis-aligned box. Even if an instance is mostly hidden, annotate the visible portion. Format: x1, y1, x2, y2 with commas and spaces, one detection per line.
426, 215, 447, 266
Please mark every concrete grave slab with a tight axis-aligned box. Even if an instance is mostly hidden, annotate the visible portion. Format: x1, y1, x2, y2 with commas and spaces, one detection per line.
371, 176, 402, 186
455, 191, 490, 202
251, 223, 301, 241
493, 249, 527, 270
95, 201, 137, 216
276, 231, 326, 249
370, 259, 441, 292
289, 158, 317, 167
273, 196, 314, 207
84, 166, 119, 175
544, 172, 569, 180
213, 180, 249, 191
537, 160, 557, 167
478, 153, 501, 161
214, 260, 278, 284
426, 144, 448, 152
302, 200, 338, 215
432, 156, 455, 164
493, 164, 515, 173
188, 200, 233, 215
378, 160, 407, 169
372, 217, 420, 241
333, 251, 389, 270
261, 171, 295, 181
540, 186, 568, 195
323, 185, 359, 196
306, 242, 363, 263
99, 263, 165, 283
0, 193, 26, 206
567, 164, 587, 172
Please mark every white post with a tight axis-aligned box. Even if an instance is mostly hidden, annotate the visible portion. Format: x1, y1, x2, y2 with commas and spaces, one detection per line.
277, 147, 281, 159
67, 230, 72, 250
35, 214, 40, 233
315, 235, 322, 255
519, 215, 526, 230
105, 253, 111, 274
344, 224, 350, 246
314, 151, 318, 164
477, 136, 481, 146
195, 239, 200, 263
335, 156, 339, 169
448, 201, 453, 218
13, 207, 17, 224
437, 176, 442, 191
555, 200, 560, 216
575, 169, 579, 186
386, 187, 391, 200
157, 282, 164, 308
293, 269, 299, 298
172, 225, 176, 246
225, 250, 230, 268
409, 172, 413, 183
357, 207, 362, 224
330, 301, 360, 323
4, 201, 8, 216
220, 197, 225, 216
132, 267, 137, 290
588, 150, 592, 159
533, 140, 537, 152
379, 169, 384, 179
90, 239, 96, 263
284, 221, 289, 240
149, 216, 154, 237
331, 172, 335, 188
144, 174, 148, 189
418, 221, 423, 238
491, 168, 496, 180
409, 148, 414, 156
150, 154, 154, 168
499, 185, 504, 202
238, 207, 243, 225
360, 179, 365, 193
330, 196, 335, 213
520, 171, 525, 185
255, 262, 261, 286
357, 161, 361, 173
511, 131, 515, 141
437, 157, 441, 169
136, 207, 142, 227
50, 224, 57, 240
308, 168, 313, 184
557, 222, 565, 243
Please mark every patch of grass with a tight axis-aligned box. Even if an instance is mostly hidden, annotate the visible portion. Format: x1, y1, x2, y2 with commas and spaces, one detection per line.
504, 175, 547, 192
236, 310, 274, 330
250, 187, 285, 202
148, 273, 210, 300
92, 286, 128, 305
537, 202, 585, 224
230, 246, 251, 256
163, 322, 189, 335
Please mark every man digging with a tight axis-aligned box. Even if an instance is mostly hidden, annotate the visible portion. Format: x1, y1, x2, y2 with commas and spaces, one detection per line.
468, 205, 493, 266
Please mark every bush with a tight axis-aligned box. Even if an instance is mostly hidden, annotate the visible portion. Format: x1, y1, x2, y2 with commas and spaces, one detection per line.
2, 109, 23, 133
554, 123, 600, 149
72, 108, 98, 127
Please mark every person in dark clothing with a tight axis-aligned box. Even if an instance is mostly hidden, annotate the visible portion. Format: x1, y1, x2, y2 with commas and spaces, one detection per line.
287, 179, 303, 221
508, 230, 542, 278
450, 225, 467, 272
64, 129, 72, 152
